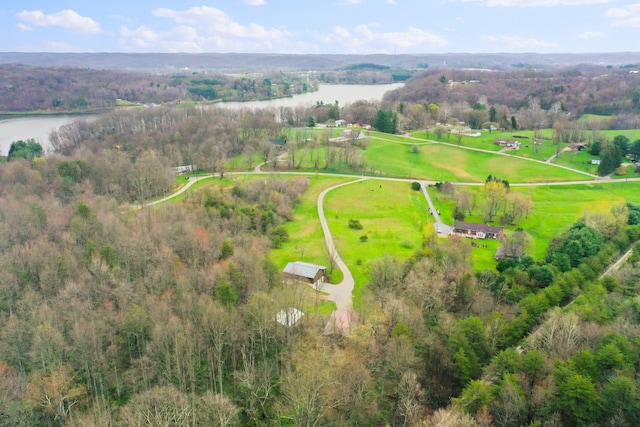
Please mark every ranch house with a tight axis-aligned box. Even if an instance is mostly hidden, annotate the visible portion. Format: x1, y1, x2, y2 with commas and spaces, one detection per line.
452, 221, 504, 240
283, 261, 327, 286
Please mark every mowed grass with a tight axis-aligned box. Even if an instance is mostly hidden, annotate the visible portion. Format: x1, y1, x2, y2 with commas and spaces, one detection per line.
269, 176, 355, 284
425, 181, 640, 267
364, 138, 591, 183
323, 180, 429, 308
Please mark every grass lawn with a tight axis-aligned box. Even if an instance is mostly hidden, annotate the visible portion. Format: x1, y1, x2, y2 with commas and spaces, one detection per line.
269, 175, 355, 283
423, 181, 640, 268
363, 138, 591, 183
323, 180, 429, 308
610, 164, 640, 180
552, 150, 600, 174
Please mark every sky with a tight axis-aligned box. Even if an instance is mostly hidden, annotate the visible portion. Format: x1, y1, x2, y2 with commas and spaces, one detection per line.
2, 1, 640, 54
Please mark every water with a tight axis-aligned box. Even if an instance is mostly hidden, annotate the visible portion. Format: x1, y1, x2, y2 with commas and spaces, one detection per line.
0, 83, 403, 155
216, 83, 404, 110
0, 115, 95, 156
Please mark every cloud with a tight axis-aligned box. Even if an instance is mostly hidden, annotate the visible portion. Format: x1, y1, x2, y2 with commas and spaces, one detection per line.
451, 0, 611, 6
119, 6, 294, 53
15, 23, 33, 32
151, 6, 289, 40
606, 4, 640, 27
16, 9, 101, 34
481, 35, 558, 50
387, 0, 398, 3
313, 24, 448, 53
577, 31, 604, 39
245, 0, 266, 5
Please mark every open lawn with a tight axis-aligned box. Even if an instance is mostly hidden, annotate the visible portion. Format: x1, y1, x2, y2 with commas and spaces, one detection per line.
552, 150, 600, 174
323, 179, 429, 308
364, 138, 591, 183
425, 181, 640, 266
268, 175, 354, 284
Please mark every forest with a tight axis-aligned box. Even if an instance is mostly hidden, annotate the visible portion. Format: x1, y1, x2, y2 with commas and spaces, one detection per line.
1, 68, 640, 426
0, 65, 314, 113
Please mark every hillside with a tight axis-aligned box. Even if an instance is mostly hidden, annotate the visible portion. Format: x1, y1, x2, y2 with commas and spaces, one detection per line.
2, 51, 640, 72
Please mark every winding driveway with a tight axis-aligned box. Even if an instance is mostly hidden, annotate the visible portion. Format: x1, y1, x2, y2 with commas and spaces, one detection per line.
315, 179, 364, 309
142, 149, 640, 317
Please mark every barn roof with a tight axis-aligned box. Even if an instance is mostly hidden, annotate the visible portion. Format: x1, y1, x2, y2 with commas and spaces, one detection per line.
454, 221, 503, 235
283, 261, 327, 279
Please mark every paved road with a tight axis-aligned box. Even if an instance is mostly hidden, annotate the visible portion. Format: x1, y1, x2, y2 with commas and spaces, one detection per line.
139, 174, 213, 208
143, 165, 640, 318
315, 179, 364, 309
368, 130, 597, 179
421, 183, 453, 235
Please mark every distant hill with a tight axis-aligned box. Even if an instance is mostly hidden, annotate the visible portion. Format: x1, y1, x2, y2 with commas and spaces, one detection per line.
1, 52, 640, 72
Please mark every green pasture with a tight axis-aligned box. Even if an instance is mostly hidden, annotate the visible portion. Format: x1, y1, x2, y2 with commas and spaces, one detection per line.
611, 164, 640, 180
269, 176, 354, 283
424, 181, 640, 267
363, 138, 591, 183
323, 179, 429, 308
552, 150, 600, 174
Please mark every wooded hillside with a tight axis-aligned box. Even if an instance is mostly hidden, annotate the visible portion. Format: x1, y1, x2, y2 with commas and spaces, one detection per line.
1, 104, 640, 426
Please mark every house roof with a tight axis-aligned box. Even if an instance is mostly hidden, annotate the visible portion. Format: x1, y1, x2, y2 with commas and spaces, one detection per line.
269, 138, 287, 146
283, 261, 327, 279
454, 221, 503, 235
276, 307, 304, 327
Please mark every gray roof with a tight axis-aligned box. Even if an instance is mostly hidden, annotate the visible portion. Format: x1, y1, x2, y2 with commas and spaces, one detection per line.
283, 261, 327, 279
454, 221, 503, 235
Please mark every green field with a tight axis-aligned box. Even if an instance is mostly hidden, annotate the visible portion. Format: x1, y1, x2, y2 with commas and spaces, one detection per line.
363, 138, 591, 183
198, 128, 640, 301
323, 179, 429, 307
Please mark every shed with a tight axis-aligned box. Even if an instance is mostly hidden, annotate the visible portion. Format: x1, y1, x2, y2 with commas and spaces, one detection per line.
452, 221, 503, 240
283, 261, 327, 286
276, 307, 304, 327
270, 138, 287, 147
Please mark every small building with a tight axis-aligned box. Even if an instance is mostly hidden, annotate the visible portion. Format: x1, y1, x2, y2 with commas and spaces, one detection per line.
276, 307, 304, 327
452, 221, 504, 240
590, 158, 601, 165
173, 164, 197, 175
269, 138, 287, 148
494, 139, 521, 149
283, 261, 327, 286
328, 129, 364, 144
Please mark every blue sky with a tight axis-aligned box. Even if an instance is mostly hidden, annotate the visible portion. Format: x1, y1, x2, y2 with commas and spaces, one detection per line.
2, 1, 640, 54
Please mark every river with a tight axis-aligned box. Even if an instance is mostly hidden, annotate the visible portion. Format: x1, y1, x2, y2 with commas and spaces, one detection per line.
0, 83, 403, 155
0, 115, 96, 156
216, 83, 404, 110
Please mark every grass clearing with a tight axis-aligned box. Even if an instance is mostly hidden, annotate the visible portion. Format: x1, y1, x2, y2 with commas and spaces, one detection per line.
269, 175, 355, 283
323, 180, 429, 307
364, 138, 590, 183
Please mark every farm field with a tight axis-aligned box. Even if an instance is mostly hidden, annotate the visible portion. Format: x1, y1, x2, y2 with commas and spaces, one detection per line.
363, 137, 591, 182
216, 128, 640, 292
322, 179, 429, 307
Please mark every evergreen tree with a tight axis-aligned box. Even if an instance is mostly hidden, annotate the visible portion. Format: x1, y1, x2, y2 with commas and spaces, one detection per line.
598, 143, 622, 175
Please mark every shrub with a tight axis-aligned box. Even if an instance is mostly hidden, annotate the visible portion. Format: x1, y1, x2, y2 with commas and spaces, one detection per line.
411, 181, 421, 191
360, 235, 368, 242
349, 219, 363, 230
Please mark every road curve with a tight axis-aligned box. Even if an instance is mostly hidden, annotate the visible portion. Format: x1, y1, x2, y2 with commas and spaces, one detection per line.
139, 174, 213, 208
316, 178, 366, 309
